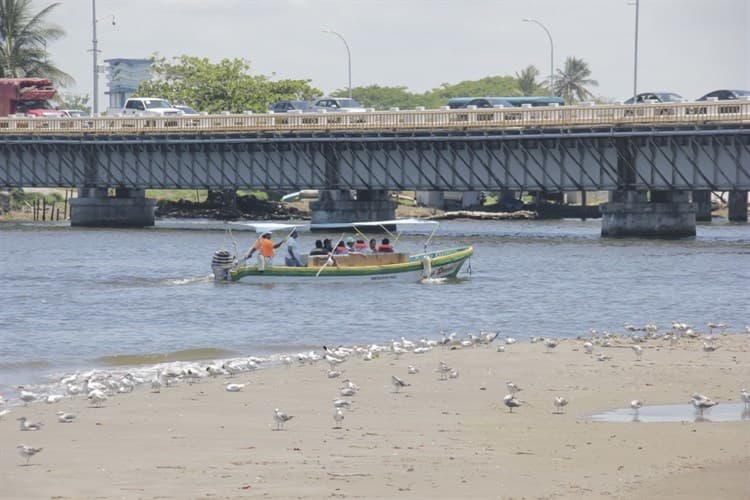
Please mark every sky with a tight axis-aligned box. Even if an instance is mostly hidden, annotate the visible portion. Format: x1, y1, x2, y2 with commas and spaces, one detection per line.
42, 0, 749, 109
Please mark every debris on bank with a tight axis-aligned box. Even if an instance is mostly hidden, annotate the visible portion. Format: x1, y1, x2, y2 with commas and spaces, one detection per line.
430, 210, 538, 221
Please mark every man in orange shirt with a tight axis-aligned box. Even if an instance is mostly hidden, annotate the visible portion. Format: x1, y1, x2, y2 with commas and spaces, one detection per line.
247, 231, 284, 271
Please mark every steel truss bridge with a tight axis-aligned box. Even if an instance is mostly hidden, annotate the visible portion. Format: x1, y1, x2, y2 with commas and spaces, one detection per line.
1, 101, 749, 193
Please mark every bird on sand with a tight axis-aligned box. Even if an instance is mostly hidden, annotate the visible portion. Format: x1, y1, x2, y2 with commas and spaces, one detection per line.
17, 416, 43, 431
0, 408, 10, 420
436, 361, 452, 380
17, 444, 43, 465
506, 381, 522, 394
56, 411, 76, 423
582, 342, 594, 354
553, 396, 569, 414
19, 390, 37, 406
87, 389, 108, 407
391, 375, 410, 393
544, 338, 559, 353
630, 399, 644, 415
333, 407, 344, 428
407, 365, 419, 375
225, 383, 245, 392
691, 395, 719, 416
741, 388, 750, 408
503, 394, 522, 413
702, 342, 721, 353
273, 408, 294, 430
631, 345, 643, 361
332, 398, 352, 409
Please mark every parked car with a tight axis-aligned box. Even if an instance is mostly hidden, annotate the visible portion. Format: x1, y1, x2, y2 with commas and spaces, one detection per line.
268, 100, 313, 113
693, 89, 750, 115
60, 109, 90, 117
174, 105, 198, 115
311, 97, 366, 113
623, 92, 683, 104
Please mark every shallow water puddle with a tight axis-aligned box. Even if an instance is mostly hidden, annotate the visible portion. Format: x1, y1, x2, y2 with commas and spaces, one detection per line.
590, 403, 750, 423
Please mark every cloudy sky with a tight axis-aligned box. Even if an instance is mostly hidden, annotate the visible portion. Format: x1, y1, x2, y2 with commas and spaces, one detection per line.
43, 0, 749, 108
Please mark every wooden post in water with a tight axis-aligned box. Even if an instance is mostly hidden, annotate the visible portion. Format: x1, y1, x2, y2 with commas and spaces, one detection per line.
63, 190, 69, 220
42, 198, 47, 221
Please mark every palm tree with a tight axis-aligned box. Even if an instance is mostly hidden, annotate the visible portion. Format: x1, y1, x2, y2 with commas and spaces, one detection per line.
552, 57, 598, 103
0, 0, 72, 84
515, 65, 543, 96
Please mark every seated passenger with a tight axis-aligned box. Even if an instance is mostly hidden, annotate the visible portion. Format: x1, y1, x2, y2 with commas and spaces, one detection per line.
309, 239, 328, 256
323, 238, 334, 254
377, 238, 394, 253
369, 238, 378, 253
345, 236, 356, 252
333, 241, 349, 255
353, 238, 368, 252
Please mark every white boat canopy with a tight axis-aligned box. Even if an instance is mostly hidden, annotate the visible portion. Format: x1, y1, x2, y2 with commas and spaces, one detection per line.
309, 218, 438, 230
227, 221, 307, 233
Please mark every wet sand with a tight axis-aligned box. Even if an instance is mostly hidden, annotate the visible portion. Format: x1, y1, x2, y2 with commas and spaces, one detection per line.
1, 332, 748, 499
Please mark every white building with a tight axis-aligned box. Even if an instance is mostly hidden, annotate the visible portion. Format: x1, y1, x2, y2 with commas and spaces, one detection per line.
105, 58, 152, 109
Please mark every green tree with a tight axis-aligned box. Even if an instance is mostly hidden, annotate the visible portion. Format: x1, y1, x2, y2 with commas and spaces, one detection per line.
54, 92, 90, 113
137, 55, 320, 113
431, 76, 520, 100
552, 57, 598, 103
515, 65, 544, 96
341, 85, 441, 110
0, 0, 72, 84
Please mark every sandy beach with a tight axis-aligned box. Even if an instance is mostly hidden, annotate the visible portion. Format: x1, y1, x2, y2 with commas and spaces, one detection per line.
1, 331, 749, 499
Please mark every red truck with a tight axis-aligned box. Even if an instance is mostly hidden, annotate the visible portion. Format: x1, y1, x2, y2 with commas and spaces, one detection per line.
0, 78, 66, 117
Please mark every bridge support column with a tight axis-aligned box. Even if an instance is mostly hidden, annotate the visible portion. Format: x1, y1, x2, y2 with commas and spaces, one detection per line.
692, 190, 713, 222
310, 189, 396, 228
727, 190, 748, 222
70, 187, 155, 227
600, 190, 695, 238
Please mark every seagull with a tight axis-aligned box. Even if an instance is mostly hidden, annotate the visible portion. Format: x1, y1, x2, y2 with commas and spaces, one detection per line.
17, 416, 43, 431
503, 394, 522, 413
339, 387, 357, 397
631, 345, 643, 361
506, 381, 522, 394
436, 361, 452, 381
333, 407, 344, 428
325, 354, 345, 368
273, 408, 294, 430
630, 399, 644, 415
407, 365, 419, 375
707, 322, 728, 334
596, 353, 611, 362
225, 383, 245, 392
327, 369, 344, 379
582, 342, 594, 354
87, 389, 108, 408
391, 375, 410, 393
554, 396, 569, 414
45, 394, 64, 404
332, 398, 352, 409
702, 342, 721, 353
340, 379, 359, 391
19, 390, 37, 406
17, 444, 43, 465
56, 411, 76, 423
741, 388, 750, 408
692, 396, 718, 416
544, 338, 559, 352
0, 408, 10, 420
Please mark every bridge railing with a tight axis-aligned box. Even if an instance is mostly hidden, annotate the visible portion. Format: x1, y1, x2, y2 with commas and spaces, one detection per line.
0, 100, 748, 135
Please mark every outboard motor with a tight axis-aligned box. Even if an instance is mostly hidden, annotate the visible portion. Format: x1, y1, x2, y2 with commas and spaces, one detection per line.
211, 249, 236, 281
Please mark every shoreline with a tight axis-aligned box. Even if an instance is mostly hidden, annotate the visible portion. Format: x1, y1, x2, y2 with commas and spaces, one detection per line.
1, 328, 748, 498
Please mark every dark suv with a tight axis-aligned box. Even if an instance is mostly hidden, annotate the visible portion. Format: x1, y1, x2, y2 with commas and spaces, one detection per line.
694, 89, 750, 114
268, 100, 313, 113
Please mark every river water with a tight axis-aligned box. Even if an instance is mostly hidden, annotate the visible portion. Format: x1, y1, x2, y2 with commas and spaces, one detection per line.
1, 217, 748, 399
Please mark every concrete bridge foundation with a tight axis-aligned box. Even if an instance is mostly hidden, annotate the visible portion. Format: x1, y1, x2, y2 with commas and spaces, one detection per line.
600, 190, 696, 238
70, 188, 155, 227
310, 189, 396, 228
692, 190, 713, 222
728, 190, 748, 222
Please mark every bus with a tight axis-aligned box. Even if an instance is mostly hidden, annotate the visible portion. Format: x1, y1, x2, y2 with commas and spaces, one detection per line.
447, 96, 564, 109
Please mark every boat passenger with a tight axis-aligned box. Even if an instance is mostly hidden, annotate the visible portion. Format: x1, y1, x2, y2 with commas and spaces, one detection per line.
369, 238, 378, 253
323, 239, 334, 254
309, 240, 327, 256
333, 241, 349, 255
353, 238, 368, 252
284, 230, 303, 267
377, 238, 394, 253
247, 231, 284, 271
345, 236, 356, 252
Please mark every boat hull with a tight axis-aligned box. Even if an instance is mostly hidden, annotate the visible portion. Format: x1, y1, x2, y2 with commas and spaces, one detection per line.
226, 246, 473, 283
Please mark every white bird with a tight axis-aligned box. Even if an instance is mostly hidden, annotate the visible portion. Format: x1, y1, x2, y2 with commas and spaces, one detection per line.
407, 365, 419, 375
596, 353, 611, 362
0, 408, 10, 420
340, 379, 359, 391
17, 416, 43, 431
327, 369, 344, 378
544, 338, 559, 352
503, 394, 522, 413
448, 368, 459, 379
325, 354, 345, 368
273, 408, 294, 430
554, 396, 569, 414
333, 407, 344, 428
436, 361, 452, 380
339, 387, 357, 397
505, 337, 517, 345
151, 377, 162, 393
225, 383, 245, 392
19, 390, 37, 406
45, 394, 64, 404
332, 398, 352, 409
741, 388, 750, 408
582, 342, 594, 354
630, 399, 644, 414
391, 375, 410, 393
692, 396, 719, 416
702, 342, 721, 353
87, 389, 108, 407
631, 345, 643, 361
506, 381, 522, 394
56, 411, 76, 423
17, 444, 43, 465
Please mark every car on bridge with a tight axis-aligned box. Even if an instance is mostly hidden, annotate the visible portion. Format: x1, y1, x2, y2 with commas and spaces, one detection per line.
311, 97, 366, 113
692, 89, 750, 115
268, 100, 314, 113
623, 92, 683, 104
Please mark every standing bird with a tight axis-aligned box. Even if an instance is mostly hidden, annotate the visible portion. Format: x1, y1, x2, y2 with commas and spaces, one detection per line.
691, 395, 719, 417
273, 408, 294, 430
19, 390, 37, 406
506, 381, 522, 394
87, 389, 108, 408
56, 411, 76, 423
407, 365, 419, 375
741, 388, 750, 408
631, 345, 643, 361
333, 407, 344, 428
225, 383, 245, 392
503, 394, 522, 413
630, 399, 644, 415
17, 417, 43, 431
391, 375, 410, 393
582, 342, 594, 354
553, 396, 569, 414
17, 444, 43, 465
702, 342, 721, 353
544, 339, 559, 353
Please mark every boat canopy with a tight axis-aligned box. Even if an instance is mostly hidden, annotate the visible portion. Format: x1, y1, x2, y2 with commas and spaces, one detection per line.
227, 221, 306, 233
309, 219, 438, 230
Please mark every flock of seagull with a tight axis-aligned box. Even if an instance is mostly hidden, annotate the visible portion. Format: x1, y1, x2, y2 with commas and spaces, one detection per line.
3, 321, 748, 465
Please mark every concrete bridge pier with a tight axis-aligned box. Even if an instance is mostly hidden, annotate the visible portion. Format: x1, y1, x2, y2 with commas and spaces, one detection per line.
70, 187, 155, 227
692, 190, 713, 222
310, 189, 396, 227
727, 190, 748, 222
600, 190, 696, 238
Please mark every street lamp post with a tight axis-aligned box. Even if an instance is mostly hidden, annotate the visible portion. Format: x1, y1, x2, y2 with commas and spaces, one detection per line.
91, 0, 115, 115
522, 18, 554, 93
322, 29, 352, 98
632, 0, 640, 102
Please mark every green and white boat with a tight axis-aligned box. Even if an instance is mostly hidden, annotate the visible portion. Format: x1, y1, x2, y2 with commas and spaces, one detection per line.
211, 219, 473, 283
